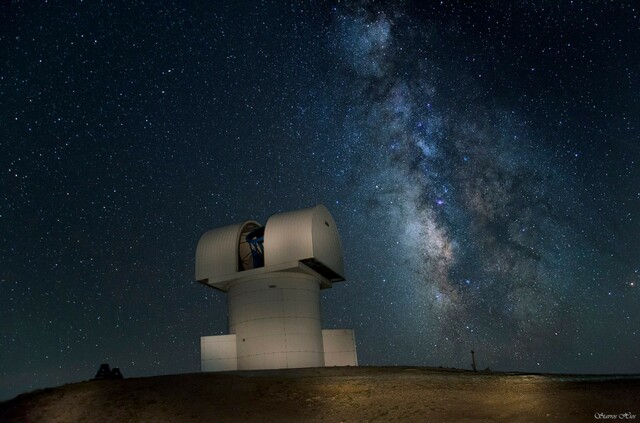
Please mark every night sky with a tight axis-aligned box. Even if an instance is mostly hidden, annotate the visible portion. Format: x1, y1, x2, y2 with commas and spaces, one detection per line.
1, 1, 639, 401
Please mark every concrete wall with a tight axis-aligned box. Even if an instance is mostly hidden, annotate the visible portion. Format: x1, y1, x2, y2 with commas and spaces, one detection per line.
322, 329, 358, 367
201, 334, 237, 372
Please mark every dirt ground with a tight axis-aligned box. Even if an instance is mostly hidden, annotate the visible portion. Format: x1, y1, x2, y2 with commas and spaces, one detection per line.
1, 366, 638, 422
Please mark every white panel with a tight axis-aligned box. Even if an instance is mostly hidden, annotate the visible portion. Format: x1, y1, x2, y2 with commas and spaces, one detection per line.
235, 317, 282, 336
228, 272, 324, 370
235, 321, 287, 346
232, 300, 285, 323
281, 286, 318, 302
195, 220, 261, 286
263, 205, 343, 279
286, 333, 324, 352
242, 352, 288, 370
283, 318, 319, 334
201, 335, 237, 372
264, 207, 314, 267
311, 205, 345, 278
238, 333, 287, 356
322, 329, 358, 367
287, 351, 324, 368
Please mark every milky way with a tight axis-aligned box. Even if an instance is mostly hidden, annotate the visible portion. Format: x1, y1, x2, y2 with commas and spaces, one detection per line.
1, 1, 638, 400
318, 4, 588, 366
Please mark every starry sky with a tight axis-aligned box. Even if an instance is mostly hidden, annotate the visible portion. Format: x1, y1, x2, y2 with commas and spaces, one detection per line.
1, 1, 639, 401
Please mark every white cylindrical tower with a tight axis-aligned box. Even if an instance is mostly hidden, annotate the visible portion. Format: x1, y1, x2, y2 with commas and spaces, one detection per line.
228, 272, 324, 370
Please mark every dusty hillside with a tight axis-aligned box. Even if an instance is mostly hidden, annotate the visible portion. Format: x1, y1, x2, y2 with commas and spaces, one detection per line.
1, 367, 638, 422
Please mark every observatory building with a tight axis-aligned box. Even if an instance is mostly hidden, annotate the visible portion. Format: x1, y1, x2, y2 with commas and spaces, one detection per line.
195, 204, 357, 371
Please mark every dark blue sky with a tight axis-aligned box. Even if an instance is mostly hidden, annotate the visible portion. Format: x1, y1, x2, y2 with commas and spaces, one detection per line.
1, 1, 639, 401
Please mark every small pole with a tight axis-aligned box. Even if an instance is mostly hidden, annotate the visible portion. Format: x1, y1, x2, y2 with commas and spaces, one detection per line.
471, 350, 477, 372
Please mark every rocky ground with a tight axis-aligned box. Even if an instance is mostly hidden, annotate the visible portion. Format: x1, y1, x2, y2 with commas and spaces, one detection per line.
1, 366, 638, 422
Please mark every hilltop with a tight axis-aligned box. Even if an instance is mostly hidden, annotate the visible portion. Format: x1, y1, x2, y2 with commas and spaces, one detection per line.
1, 366, 638, 422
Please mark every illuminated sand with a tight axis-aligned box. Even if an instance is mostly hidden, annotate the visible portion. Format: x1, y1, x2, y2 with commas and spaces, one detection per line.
1, 367, 638, 422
